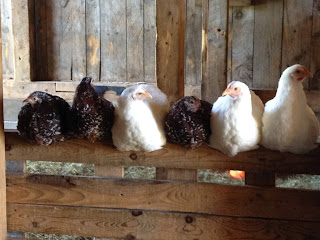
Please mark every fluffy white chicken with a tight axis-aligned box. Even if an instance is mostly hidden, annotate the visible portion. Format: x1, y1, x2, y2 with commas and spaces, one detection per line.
261, 64, 319, 154
112, 84, 169, 152
209, 81, 264, 156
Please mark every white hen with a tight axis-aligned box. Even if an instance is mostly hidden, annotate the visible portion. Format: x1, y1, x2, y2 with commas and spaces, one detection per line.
112, 84, 169, 152
261, 64, 319, 154
209, 81, 264, 156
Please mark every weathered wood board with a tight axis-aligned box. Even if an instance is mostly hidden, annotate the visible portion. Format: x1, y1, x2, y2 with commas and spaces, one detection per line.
7, 203, 320, 239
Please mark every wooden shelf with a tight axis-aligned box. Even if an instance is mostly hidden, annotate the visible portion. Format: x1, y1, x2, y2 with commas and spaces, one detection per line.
5, 132, 320, 174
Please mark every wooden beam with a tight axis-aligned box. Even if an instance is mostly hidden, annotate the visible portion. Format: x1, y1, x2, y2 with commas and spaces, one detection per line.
0, 1, 7, 237
95, 165, 124, 178
156, 0, 185, 103
5, 132, 320, 174
245, 172, 275, 187
7, 203, 320, 239
229, 0, 252, 6
156, 167, 198, 181
6, 173, 320, 221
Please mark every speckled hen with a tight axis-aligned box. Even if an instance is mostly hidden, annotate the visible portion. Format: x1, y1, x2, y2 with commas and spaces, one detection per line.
71, 77, 114, 142
165, 96, 212, 149
17, 91, 71, 145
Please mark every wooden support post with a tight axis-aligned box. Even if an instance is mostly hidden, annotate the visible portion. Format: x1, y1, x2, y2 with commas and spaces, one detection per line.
245, 172, 276, 187
0, 2, 7, 237
202, 0, 229, 103
156, 0, 186, 104
156, 167, 198, 181
95, 165, 124, 178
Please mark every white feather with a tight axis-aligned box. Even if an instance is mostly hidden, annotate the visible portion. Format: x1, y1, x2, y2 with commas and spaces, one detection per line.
261, 65, 319, 154
112, 84, 169, 152
209, 81, 263, 156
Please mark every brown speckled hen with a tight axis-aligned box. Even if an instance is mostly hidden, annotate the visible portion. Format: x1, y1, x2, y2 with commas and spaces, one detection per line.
165, 96, 212, 149
17, 91, 71, 145
71, 77, 114, 143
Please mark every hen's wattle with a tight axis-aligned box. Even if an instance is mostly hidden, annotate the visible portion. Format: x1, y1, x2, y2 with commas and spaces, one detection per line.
165, 96, 212, 149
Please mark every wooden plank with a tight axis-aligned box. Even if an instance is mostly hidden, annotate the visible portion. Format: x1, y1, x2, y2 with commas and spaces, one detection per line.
230, 6, 254, 87
34, 0, 48, 80
46, 0, 73, 80
282, 0, 313, 90
156, 0, 185, 103
5, 132, 320, 174
1, 0, 14, 80
185, 0, 202, 86
7, 203, 320, 239
6, 173, 320, 221
100, 0, 127, 82
86, 0, 100, 81
71, 0, 86, 81
253, 0, 283, 89
6, 161, 26, 174
11, 0, 33, 82
95, 165, 124, 178
156, 168, 197, 181
144, 0, 156, 83
7, 232, 26, 239
201, 0, 229, 103
0, 5, 7, 237
127, 0, 144, 82
230, 0, 252, 6
310, 0, 320, 91
245, 172, 275, 187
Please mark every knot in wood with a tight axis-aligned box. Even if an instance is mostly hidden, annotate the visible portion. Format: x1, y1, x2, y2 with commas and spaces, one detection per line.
5, 144, 11, 151
129, 153, 137, 160
234, 10, 243, 20
125, 234, 136, 240
185, 216, 194, 223
32, 221, 38, 228
132, 210, 143, 217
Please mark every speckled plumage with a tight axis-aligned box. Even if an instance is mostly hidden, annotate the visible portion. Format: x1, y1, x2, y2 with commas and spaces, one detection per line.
17, 91, 71, 145
165, 96, 212, 149
71, 77, 114, 142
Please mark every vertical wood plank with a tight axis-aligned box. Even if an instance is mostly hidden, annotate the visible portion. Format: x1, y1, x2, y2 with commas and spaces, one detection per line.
127, 0, 144, 82
310, 0, 320, 90
100, 0, 127, 82
86, 0, 100, 81
156, 0, 186, 103
72, 0, 86, 81
253, 0, 283, 89
185, 0, 202, 86
245, 172, 275, 187
95, 165, 124, 178
35, 0, 48, 80
201, 0, 229, 103
1, 0, 14, 80
156, 168, 197, 181
11, 0, 33, 81
282, 0, 313, 90
47, 0, 73, 81
144, 0, 156, 83
0, 2, 7, 237
230, 6, 254, 87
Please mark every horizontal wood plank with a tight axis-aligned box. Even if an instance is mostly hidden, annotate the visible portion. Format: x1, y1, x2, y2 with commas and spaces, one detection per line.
6, 174, 320, 221
5, 132, 320, 174
7, 203, 320, 239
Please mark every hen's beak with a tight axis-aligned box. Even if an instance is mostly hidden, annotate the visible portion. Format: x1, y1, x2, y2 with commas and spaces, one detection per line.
222, 90, 231, 96
23, 97, 31, 104
143, 89, 152, 99
306, 70, 313, 77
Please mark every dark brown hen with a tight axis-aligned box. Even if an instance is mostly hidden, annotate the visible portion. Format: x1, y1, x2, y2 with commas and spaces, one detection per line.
71, 77, 114, 142
165, 96, 212, 149
17, 91, 71, 145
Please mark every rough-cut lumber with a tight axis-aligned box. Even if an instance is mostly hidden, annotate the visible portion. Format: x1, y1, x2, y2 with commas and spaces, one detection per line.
245, 172, 275, 187
253, 0, 283, 89
95, 165, 124, 178
7, 203, 320, 239
6, 173, 320, 221
282, 0, 313, 90
11, 0, 33, 82
202, 0, 229, 103
156, 0, 185, 103
156, 167, 197, 181
5, 132, 320, 174
230, 0, 252, 6
311, 0, 320, 90
0, 7, 7, 237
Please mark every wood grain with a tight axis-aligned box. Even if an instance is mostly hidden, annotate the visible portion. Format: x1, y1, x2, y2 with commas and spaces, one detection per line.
156, 0, 185, 103
5, 132, 320, 174
201, 0, 229, 103
0, 5, 7, 236
86, 0, 101, 81
100, 0, 127, 82
253, 0, 283, 89
7, 203, 320, 239
282, 0, 313, 90
310, 0, 320, 91
245, 171, 275, 187
229, 0, 252, 6
6, 173, 320, 221
95, 165, 124, 178
156, 168, 198, 181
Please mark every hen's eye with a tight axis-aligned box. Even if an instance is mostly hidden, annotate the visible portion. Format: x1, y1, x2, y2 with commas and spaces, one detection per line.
296, 70, 301, 73
138, 93, 143, 95
234, 87, 238, 91
33, 97, 37, 101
